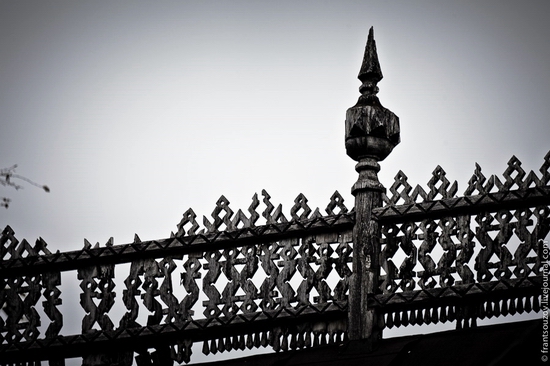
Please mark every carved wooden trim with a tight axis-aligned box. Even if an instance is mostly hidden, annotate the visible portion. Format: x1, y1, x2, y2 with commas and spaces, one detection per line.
369, 277, 541, 329
0, 306, 347, 364
0, 153, 548, 364
0, 213, 354, 277
382, 152, 550, 206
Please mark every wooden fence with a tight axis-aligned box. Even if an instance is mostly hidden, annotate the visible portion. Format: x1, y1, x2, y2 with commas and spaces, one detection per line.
1, 152, 547, 365
1, 27, 548, 365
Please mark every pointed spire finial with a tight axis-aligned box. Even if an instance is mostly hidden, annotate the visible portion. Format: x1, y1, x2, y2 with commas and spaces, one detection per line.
345, 27, 400, 166
358, 27, 383, 84
356, 27, 383, 104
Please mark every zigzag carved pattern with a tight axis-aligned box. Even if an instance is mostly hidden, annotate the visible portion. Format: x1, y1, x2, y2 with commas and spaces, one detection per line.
0, 225, 353, 364
0, 213, 354, 277
0, 226, 52, 261
176, 190, 349, 237
383, 152, 550, 205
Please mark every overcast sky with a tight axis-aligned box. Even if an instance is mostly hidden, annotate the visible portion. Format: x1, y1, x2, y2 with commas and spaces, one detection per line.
0, 0, 548, 363
1, 1, 549, 249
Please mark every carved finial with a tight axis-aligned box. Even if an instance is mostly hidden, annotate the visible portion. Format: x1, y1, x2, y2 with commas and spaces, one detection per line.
357, 27, 383, 104
345, 28, 400, 194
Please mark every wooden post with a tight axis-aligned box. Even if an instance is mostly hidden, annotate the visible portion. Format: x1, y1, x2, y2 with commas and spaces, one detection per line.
345, 27, 400, 343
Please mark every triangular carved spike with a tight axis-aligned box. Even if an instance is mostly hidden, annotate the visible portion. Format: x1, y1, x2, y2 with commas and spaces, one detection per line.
478, 302, 486, 319
431, 307, 439, 324
304, 331, 312, 348
448, 306, 456, 322
386, 313, 394, 329
525, 296, 533, 313
83, 239, 92, 250
134, 234, 141, 243
500, 155, 526, 191
509, 298, 516, 315
326, 190, 348, 215
231, 209, 251, 230
423, 308, 431, 325
209, 195, 234, 232
262, 190, 275, 224
238, 334, 246, 350
203, 216, 214, 233
389, 170, 413, 204
260, 331, 268, 348
0, 226, 19, 259
311, 208, 322, 219
246, 334, 254, 349
493, 300, 501, 317
493, 175, 504, 191
410, 185, 428, 203
1, 225, 15, 236
402, 310, 409, 326
524, 170, 541, 189
533, 295, 541, 312
486, 301, 493, 318
254, 332, 261, 348
177, 208, 200, 236
427, 166, 458, 200
359, 27, 383, 84
272, 204, 288, 224
106, 237, 114, 247
248, 193, 260, 226
290, 193, 312, 221
517, 297, 525, 314
440, 306, 447, 323
272, 332, 281, 352
210, 339, 218, 354
409, 309, 417, 325
184, 339, 193, 364
225, 336, 232, 352
484, 175, 496, 194
0, 226, 18, 259
14, 238, 32, 259
540, 150, 550, 186
449, 181, 458, 197
501, 299, 509, 316
382, 192, 392, 206
36, 237, 51, 255
465, 163, 486, 196
202, 340, 210, 355
295, 332, 303, 350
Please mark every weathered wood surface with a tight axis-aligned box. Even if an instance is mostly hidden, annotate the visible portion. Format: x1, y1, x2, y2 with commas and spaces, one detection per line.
0, 26, 548, 365
0, 191, 352, 277
0, 192, 354, 365
344, 27, 400, 344
0, 158, 547, 365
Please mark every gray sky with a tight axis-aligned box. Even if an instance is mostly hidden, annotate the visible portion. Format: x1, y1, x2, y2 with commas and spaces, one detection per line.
0, 2, 547, 248
2, 1, 549, 248
0, 0, 548, 362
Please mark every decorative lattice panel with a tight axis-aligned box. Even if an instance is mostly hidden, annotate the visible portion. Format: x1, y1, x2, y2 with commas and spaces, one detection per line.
0, 192, 353, 365
371, 153, 550, 330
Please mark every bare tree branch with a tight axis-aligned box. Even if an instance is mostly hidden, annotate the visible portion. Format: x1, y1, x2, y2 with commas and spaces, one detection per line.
1, 164, 49, 208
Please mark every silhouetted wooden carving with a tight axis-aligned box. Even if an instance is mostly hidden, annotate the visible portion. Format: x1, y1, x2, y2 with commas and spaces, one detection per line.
78, 263, 116, 333
0, 28, 548, 366
371, 153, 550, 331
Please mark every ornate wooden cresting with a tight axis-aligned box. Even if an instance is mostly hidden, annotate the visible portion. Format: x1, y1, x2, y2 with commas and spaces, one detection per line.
1, 28, 548, 365
0, 191, 354, 366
